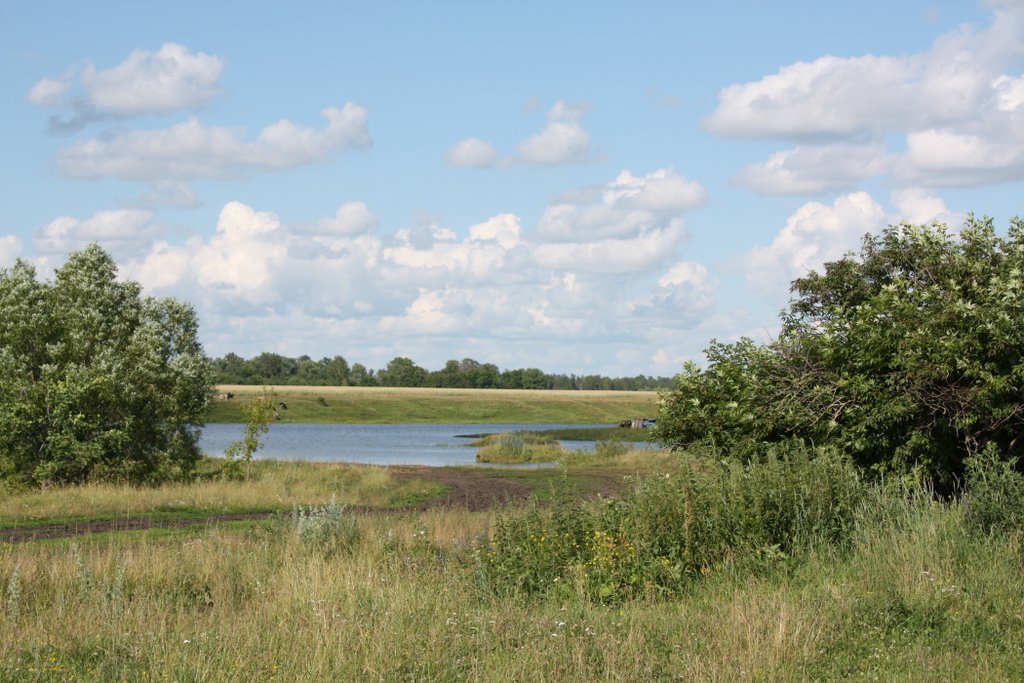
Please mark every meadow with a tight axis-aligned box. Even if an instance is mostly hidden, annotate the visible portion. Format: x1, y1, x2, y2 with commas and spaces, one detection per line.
3, 446, 1024, 680
208, 385, 660, 424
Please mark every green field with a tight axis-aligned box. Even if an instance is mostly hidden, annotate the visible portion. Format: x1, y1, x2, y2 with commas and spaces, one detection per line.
208, 385, 661, 424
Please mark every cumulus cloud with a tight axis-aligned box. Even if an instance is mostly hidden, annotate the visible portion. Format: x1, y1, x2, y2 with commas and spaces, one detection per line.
736, 192, 888, 297
112, 165, 714, 373
57, 103, 371, 180
706, 4, 1024, 191
28, 43, 222, 120
735, 142, 891, 194
538, 167, 705, 241
533, 223, 685, 273
735, 189, 966, 300
34, 208, 157, 259
446, 137, 499, 167
630, 261, 718, 325
0, 235, 23, 268
26, 78, 70, 106
897, 120, 1024, 186
81, 43, 223, 115
311, 202, 379, 236
448, 100, 595, 168
890, 188, 965, 226
517, 101, 591, 165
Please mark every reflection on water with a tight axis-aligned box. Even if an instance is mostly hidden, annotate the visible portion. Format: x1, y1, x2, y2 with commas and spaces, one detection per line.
200, 423, 653, 467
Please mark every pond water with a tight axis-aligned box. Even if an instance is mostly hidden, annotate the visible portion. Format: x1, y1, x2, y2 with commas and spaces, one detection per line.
200, 422, 651, 467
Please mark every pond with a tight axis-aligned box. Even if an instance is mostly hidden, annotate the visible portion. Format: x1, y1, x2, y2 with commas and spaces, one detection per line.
200, 423, 649, 467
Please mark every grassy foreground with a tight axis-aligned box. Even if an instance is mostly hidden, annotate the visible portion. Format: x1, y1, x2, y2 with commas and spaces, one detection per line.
3, 449, 1024, 680
208, 385, 659, 424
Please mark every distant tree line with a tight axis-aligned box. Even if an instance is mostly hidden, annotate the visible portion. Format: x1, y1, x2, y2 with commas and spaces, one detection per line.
211, 353, 673, 391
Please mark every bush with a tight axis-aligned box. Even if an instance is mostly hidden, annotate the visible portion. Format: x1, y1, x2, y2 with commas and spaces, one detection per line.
291, 499, 361, 556
656, 218, 1024, 488
962, 444, 1024, 534
479, 440, 866, 602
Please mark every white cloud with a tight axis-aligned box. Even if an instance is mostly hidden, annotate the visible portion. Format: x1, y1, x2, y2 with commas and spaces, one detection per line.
29, 43, 223, 117
735, 142, 891, 194
517, 101, 591, 165
57, 103, 371, 179
446, 138, 499, 167
191, 202, 288, 305
992, 74, 1024, 111
736, 192, 887, 297
34, 208, 157, 258
890, 188, 965, 226
382, 215, 524, 279
630, 261, 718, 326
379, 288, 464, 335
706, 5, 1024, 190
533, 222, 685, 273
602, 168, 708, 212
312, 202, 379, 236
469, 213, 522, 249
538, 167, 705, 241
83, 43, 222, 115
0, 235, 23, 267
898, 123, 1024, 186
26, 78, 70, 106
111, 166, 711, 373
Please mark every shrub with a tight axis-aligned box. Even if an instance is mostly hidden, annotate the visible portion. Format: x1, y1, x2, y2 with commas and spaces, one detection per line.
962, 444, 1024, 534
479, 440, 867, 602
291, 499, 360, 556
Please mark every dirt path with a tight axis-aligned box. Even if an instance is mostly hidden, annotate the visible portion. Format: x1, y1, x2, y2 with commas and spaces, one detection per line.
0, 466, 591, 544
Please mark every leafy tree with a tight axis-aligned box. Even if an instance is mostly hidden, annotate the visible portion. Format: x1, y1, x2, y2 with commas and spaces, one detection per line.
656, 217, 1024, 487
224, 388, 277, 480
378, 356, 427, 387
0, 244, 212, 486
349, 363, 376, 386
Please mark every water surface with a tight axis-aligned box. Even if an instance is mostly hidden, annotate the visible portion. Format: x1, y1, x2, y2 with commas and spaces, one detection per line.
200, 422, 638, 467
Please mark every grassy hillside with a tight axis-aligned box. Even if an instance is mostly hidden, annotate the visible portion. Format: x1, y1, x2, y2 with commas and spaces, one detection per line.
208, 385, 660, 424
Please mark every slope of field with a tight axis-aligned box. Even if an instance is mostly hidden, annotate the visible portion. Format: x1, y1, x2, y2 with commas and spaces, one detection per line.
208, 385, 660, 424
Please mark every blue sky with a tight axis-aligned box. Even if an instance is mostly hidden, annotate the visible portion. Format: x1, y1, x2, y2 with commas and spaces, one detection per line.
2, 1, 1022, 375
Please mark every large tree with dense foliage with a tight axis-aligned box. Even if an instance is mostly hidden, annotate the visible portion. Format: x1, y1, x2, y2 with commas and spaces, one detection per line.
0, 244, 213, 486
656, 217, 1024, 487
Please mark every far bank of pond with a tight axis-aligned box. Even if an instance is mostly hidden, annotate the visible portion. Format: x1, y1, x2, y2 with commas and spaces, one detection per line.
200, 423, 654, 467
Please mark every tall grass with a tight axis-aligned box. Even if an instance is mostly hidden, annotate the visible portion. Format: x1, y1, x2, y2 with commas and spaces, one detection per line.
2, 445, 1024, 680
474, 432, 566, 464
0, 461, 444, 524
480, 440, 867, 602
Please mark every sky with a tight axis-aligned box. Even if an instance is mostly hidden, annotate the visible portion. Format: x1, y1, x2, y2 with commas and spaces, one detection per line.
1, 1, 1022, 376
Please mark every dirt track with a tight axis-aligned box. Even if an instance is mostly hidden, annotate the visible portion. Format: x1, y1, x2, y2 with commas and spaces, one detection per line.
0, 466, 612, 544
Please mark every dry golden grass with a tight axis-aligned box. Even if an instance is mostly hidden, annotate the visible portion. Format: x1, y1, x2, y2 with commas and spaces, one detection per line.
0, 462, 442, 524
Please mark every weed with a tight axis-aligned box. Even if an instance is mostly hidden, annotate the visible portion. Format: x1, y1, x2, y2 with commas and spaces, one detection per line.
4, 564, 19, 620
291, 498, 360, 556
963, 443, 1024, 534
